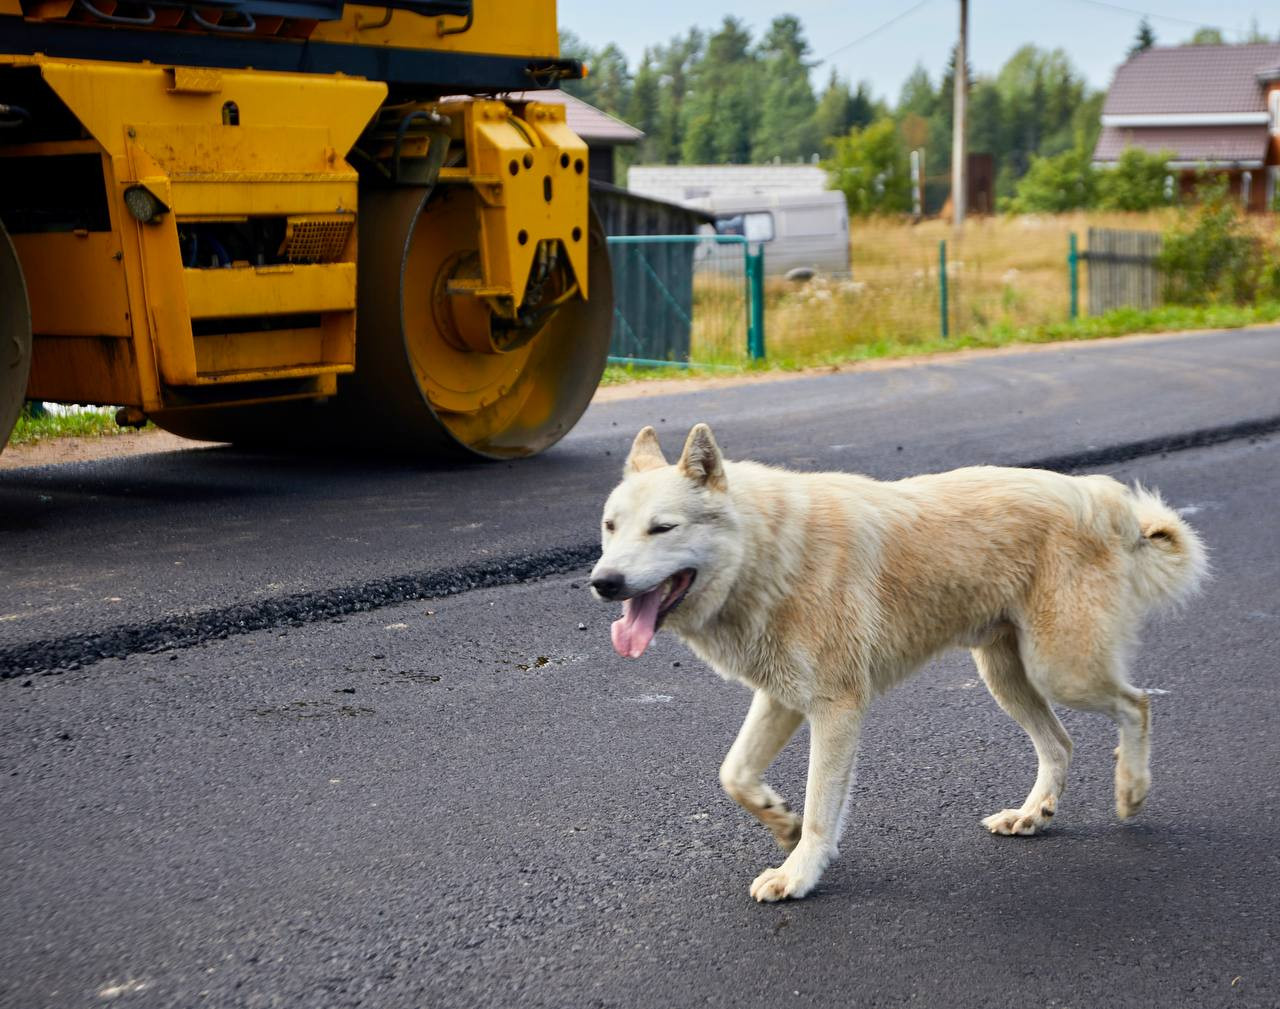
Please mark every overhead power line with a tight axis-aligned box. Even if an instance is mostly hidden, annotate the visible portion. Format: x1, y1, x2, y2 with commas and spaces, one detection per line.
816, 0, 935, 64
1062, 0, 1224, 32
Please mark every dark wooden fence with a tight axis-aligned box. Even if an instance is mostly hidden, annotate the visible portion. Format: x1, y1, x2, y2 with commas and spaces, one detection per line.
589, 182, 713, 361
1083, 227, 1163, 315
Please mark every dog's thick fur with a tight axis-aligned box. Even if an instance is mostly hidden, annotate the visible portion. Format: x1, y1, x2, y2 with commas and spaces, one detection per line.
591, 424, 1206, 902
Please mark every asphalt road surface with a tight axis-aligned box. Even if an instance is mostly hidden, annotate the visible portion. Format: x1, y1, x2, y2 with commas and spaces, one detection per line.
2, 329, 1278, 1007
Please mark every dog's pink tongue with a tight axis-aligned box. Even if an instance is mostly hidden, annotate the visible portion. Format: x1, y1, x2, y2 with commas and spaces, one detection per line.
610, 586, 664, 658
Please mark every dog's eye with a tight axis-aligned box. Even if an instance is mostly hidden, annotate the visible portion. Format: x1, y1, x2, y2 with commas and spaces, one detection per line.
603, 520, 615, 533
648, 523, 677, 535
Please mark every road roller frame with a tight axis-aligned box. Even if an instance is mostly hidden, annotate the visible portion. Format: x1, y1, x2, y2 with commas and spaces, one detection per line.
0, 0, 612, 458
0, 55, 385, 417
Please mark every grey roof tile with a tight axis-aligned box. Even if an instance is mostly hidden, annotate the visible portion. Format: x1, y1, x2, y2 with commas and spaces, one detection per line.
1102, 43, 1280, 115
1094, 124, 1268, 163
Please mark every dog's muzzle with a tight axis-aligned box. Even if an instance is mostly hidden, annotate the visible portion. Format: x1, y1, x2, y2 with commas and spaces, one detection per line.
591, 571, 626, 600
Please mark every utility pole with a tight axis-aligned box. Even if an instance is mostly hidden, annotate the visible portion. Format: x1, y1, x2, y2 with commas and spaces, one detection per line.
951, 0, 967, 235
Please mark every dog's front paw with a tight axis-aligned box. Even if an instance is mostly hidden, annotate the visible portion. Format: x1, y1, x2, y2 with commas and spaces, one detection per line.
982, 795, 1055, 836
749, 849, 825, 902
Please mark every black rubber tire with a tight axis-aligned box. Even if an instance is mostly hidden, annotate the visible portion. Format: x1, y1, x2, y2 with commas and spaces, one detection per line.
0, 222, 32, 455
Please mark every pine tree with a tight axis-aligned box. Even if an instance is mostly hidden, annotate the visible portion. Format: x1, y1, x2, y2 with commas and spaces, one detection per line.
681, 17, 756, 163
626, 53, 661, 167
815, 70, 854, 148
752, 16, 819, 162
1128, 18, 1156, 57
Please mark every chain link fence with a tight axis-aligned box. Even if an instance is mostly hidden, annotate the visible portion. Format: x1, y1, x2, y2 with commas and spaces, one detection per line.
606, 217, 1182, 369
606, 235, 763, 367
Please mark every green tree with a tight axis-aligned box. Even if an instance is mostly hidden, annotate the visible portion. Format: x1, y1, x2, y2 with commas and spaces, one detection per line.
650, 30, 702, 164
1128, 18, 1156, 57
753, 15, 819, 162
849, 82, 880, 130
1005, 146, 1095, 212
1070, 91, 1106, 158
994, 46, 1087, 179
968, 79, 1002, 157
815, 71, 854, 148
1095, 147, 1172, 210
625, 53, 661, 168
681, 17, 757, 163
815, 76, 883, 151
560, 32, 632, 120
897, 64, 936, 121
1186, 27, 1225, 45
825, 118, 911, 215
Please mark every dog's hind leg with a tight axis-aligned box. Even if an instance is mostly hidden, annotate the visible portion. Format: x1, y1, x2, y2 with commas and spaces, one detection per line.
1022, 623, 1153, 820
750, 701, 865, 902
974, 628, 1073, 836
720, 690, 805, 851
1109, 686, 1151, 819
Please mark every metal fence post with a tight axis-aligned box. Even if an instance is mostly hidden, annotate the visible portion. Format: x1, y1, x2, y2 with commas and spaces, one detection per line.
1068, 231, 1079, 321
938, 239, 949, 339
746, 245, 766, 360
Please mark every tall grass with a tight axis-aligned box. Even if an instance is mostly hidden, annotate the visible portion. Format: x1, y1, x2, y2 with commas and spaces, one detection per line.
747, 210, 1182, 365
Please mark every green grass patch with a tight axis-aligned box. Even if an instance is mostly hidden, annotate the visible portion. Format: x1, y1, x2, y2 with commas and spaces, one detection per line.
601, 301, 1280, 385
8, 405, 154, 447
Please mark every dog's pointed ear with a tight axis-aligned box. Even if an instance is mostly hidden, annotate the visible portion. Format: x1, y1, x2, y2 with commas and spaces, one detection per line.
678, 423, 726, 491
625, 426, 667, 475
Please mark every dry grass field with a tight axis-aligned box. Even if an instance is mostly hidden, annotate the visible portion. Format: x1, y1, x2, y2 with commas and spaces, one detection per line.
753, 209, 1181, 365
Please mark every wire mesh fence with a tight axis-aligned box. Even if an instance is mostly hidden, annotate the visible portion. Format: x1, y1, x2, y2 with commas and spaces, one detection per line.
766, 216, 1087, 363
606, 235, 762, 367
607, 214, 1179, 370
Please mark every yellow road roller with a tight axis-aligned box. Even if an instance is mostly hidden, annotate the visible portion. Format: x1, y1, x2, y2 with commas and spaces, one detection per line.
0, 0, 612, 458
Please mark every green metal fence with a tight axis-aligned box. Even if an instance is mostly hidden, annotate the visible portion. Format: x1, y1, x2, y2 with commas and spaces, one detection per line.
605, 234, 765, 367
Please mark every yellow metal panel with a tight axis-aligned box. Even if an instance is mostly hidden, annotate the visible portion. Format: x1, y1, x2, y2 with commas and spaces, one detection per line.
194, 327, 353, 378
130, 124, 344, 177
522, 100, 591, 297
27, 335, 142, 404
168, 181, 356, 217
11, 233, 131, 338
0, 0, 24, 14
36, 60, 386, 160
183, 263, 357, 319
313, 0, 559, 58
166, 67, 223, 96
441, 99, 590, 303
123, 144, 198, 386
189, 364, 352, 386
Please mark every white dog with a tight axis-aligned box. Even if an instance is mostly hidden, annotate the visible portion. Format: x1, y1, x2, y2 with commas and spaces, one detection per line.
591, 424, 1206, 902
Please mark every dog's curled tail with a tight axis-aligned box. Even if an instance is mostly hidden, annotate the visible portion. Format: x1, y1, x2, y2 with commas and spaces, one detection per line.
1128, 485, 1208, 611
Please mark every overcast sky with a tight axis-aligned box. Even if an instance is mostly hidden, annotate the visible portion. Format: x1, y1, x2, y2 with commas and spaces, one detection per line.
557, 1, 1277, 103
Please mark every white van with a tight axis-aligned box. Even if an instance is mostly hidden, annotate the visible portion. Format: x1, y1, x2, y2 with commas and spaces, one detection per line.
688, 190, 851, 277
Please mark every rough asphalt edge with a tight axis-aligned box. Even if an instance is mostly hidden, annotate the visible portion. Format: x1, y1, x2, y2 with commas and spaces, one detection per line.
4, 412, 1278, 679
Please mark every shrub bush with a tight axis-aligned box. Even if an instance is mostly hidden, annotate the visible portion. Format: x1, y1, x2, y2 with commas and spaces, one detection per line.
1004, 146, 1096, 213
1158, 176, 1269, 304
1096, 147, 1173, 211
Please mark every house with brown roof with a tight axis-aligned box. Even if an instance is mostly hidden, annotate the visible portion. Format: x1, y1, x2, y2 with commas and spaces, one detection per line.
1094, 43, 1280, 211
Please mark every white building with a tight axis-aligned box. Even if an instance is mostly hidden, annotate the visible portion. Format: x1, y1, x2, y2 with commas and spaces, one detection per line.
626, 164, 829, 205
627, 164, 849, 277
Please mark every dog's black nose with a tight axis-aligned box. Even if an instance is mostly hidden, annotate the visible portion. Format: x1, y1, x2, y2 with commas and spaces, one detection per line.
591, 572, 626, 600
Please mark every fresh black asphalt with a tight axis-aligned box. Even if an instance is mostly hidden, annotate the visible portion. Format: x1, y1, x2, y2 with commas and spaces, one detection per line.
2, 436, 1277, 1008
1, 326, 1278, 1007
2, 327, 1279, 672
